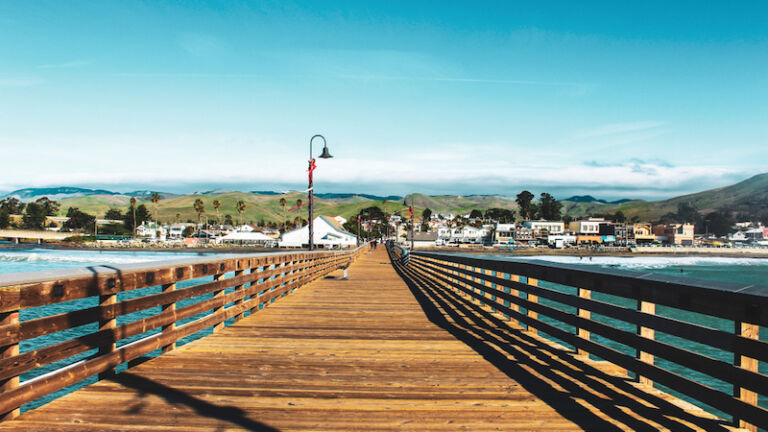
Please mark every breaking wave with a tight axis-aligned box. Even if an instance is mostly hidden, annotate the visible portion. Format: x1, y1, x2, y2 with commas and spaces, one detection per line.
510, 255, 768, 269
0, 252, 162, 265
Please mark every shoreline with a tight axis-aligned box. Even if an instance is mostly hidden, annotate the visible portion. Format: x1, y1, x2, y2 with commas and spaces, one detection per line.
412, 246, 768, 259
3, 242, 768, 259
0, 243, 287, 254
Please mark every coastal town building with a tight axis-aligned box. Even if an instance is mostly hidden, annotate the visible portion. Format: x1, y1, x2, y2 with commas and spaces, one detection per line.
569, 218, 604, 235
408, 231, 438, 249
135, 222, 167, 240
522, 220, 565, 235
547, 234, 577, 248
494, 223, 516, 244
653, 223, 695, 246
514, 227, 535, 242
630, 223, 656, 244
168, 223, 194, 239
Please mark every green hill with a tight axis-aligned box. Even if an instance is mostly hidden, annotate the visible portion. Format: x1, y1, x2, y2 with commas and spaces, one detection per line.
53, 172, 768, 225
612, 173, 768, 220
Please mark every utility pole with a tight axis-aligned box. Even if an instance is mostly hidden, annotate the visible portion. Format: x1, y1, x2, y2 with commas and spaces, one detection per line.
409, 199, 415, 251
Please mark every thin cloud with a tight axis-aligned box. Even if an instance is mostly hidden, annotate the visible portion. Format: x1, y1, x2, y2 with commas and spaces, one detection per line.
37, 60, 93, 69
0, 77, 42, 87
341, 73, 595, 91
104, 72, 261, 79
572, 121, 664, 140
178, 33, 223, 57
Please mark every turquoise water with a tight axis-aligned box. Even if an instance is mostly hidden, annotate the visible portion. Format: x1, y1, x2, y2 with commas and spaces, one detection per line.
0, 247, 226, 412
0, 247, 208, 275
488, 255, 768, 423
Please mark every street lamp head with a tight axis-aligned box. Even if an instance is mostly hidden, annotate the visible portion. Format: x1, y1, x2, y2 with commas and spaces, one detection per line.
319, 145, 333, 159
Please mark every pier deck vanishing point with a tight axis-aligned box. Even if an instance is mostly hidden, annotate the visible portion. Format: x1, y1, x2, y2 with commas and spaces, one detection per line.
0, 248, 750, 431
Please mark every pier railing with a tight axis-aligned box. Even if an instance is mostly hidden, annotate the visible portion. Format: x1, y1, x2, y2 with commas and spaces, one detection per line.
0, 247, 365, 419
399, 250, 768, 431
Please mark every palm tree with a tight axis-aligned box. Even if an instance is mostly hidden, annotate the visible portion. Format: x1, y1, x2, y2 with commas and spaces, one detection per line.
193, 198, 205, 238
129, 197, 137, 238
236, 200, 246, 227
151, 193, 160, 223
279, 197, 287, 232
212, 200, 221, 226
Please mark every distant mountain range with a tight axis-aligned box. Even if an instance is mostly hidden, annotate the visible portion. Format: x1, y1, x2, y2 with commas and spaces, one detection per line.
0, 187, 176, 202
563, 195, 632, 205
1, 187, 402, 203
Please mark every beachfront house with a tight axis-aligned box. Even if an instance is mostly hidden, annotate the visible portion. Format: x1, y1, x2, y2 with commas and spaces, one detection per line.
630, 223, 656, 244
408, 231, 438, 249
514, 227, 535, 242
569, 218, 605, 235
523, 220, 565, 236
654, 223, 695, 246
494, 223, 516, 244
135, 222, 167, 240
278, 215, 357, 248
168, 223, 194, 239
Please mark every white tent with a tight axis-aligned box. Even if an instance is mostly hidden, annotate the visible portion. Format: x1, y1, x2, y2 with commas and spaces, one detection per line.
220, 231, 274, 245
279, 216, 357, 248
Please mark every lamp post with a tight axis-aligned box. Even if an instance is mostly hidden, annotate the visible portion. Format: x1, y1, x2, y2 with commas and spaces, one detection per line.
308, 134, 332, 251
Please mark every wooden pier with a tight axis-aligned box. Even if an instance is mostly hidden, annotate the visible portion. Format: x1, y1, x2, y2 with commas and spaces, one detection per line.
0, 247, 761, 431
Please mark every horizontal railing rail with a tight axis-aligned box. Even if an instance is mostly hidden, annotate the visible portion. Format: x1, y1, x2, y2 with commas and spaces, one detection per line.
387, 241, 410, 266
398, 249, 767, 432
0, 246, 366, 420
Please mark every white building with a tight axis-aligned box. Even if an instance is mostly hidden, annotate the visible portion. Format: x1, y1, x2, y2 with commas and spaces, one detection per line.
136, 222, 167, 240
279, 216, 357, 248
168, 223, 193, 239
495, 223, 516, 244
569, 218, 605, 234
447, 226, 490, 243
523, 220, 565, 235
332, 215, 347, 225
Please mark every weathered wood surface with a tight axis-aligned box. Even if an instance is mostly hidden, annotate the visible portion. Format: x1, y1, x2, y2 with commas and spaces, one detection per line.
0, 249, 742, 431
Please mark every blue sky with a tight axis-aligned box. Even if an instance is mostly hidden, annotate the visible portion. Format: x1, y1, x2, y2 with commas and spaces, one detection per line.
1, 1, 766, 200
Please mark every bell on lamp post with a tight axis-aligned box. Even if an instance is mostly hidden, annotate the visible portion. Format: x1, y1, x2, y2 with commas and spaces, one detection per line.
308, 135, 332, 251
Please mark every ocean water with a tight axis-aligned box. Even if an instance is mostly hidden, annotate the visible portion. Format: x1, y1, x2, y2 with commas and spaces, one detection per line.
0, 247, 224, 412
482, 254, 768, 421
0, 247, 208, 275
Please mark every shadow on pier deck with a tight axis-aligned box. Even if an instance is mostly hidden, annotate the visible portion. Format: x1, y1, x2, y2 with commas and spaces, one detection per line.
0, 249, 741, 431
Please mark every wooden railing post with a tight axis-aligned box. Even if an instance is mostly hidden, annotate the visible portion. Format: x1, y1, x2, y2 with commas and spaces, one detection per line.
485, 269, 496, 313
636, 300, 656, 386
507, 274, 520, 326
0, 310, 19, 420
576, 288, 591, 357
161, 283, 176, 353
233, 269, 245, 322
98, 289, 117, 380
212, 271, 225, 332
734, 320, 759, 432
250, 266, 264, 314
526, 278, 538, 334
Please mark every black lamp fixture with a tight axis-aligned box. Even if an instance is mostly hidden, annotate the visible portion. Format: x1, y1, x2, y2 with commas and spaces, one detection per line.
308, 134, 332, 251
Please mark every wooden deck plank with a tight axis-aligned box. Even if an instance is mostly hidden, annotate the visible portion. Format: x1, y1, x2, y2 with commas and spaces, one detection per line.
0, 248, 742, 431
